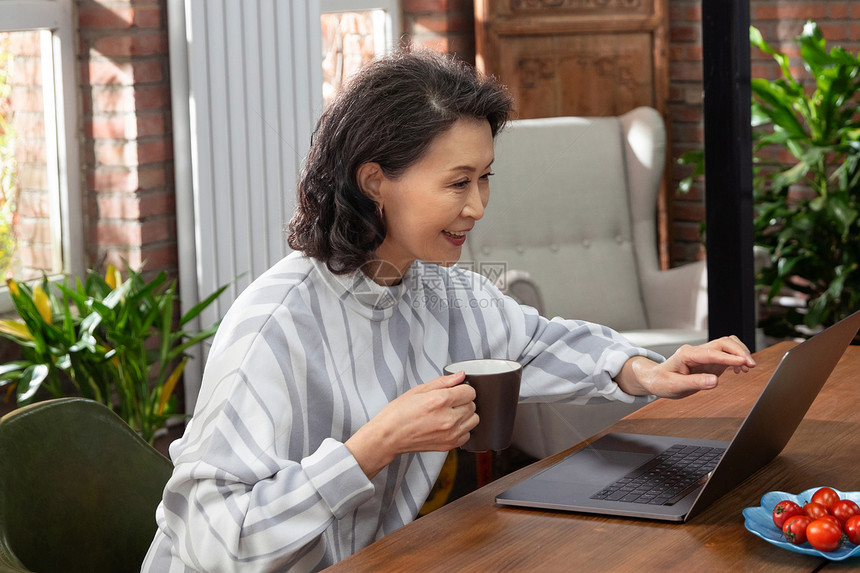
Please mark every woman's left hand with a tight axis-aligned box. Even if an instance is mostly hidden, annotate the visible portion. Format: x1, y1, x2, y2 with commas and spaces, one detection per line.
617, 335, 756, 399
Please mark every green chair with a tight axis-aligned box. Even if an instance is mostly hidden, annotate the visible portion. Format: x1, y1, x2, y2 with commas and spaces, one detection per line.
0, 398, 173, 573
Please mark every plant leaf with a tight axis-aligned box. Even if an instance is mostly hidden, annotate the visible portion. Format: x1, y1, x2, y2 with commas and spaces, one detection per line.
826, 196, 858, 236
750, 26, 796, 82
0, 319, 33, 341
157, 357, 187, 415
771, 161, 810, 191
0, 361, 31, 378
797, 21, 831, 75
16, 364, 49, 403
750, 79, 808, 140
166, 323, 220, 362
179, 283, 229, 327
805, 294, 830, 328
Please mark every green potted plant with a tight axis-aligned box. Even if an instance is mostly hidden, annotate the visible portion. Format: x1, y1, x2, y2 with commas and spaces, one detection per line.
750, 22, 860, 338
677, 22, 860, 340
0, 266, 227, 443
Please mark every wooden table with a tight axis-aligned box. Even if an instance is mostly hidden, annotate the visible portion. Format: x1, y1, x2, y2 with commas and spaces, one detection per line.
326, 343, 860, 572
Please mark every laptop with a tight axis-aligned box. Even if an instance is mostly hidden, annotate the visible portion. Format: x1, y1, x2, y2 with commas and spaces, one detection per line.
496, 309, 860, 522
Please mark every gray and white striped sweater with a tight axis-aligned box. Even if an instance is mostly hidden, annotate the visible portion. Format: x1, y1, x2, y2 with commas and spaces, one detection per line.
142, 252, 659, 572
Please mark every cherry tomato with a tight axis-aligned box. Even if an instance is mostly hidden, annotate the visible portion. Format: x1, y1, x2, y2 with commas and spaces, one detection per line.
803, 501, 830, 520
831, 499, 860, 525
844, 514, 860, 545
773, 500, 804, 529
821, 514, 843, 530
782, 515, 812, 545
807, 517, 844, 552
811, 487, 840, 511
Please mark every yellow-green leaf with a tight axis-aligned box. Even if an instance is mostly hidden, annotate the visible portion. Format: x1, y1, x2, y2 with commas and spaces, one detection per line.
105, 264, 122, 290
0, 319, 32, 340
157, 357, 187, 415
3, 383, 15, 403
32, 285, 52, 323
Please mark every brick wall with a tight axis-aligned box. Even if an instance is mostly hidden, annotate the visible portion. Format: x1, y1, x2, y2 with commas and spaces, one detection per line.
78, 0, 176, 279
669, 0, 860, 265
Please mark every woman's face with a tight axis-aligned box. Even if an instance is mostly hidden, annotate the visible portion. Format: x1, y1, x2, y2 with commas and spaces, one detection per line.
367, 118, 494, 284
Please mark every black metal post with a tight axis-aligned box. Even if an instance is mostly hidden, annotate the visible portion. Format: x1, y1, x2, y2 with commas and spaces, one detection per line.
701, 0, 757, 349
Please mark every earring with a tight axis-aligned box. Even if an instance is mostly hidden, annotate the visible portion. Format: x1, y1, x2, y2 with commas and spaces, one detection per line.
377, 203, 384, 219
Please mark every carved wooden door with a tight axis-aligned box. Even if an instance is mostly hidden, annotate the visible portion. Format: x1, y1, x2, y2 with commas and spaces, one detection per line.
474, 0, 668, 119
474, 0, 671, 266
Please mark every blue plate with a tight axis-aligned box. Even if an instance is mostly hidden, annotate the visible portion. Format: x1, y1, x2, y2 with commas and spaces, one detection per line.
743, 487, 860, 561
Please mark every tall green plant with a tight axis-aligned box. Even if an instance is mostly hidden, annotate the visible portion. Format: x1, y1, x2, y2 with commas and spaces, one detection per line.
0, 277, 108, 405
750, 22, 860, 336
0, 266, 227, 443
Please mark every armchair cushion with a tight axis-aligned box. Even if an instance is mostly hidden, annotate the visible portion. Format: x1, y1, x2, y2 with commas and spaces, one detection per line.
640, 259, 708, 331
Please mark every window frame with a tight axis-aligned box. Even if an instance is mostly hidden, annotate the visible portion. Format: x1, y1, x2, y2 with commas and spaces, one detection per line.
321, 0, 401, 54
0, 0, 83, 313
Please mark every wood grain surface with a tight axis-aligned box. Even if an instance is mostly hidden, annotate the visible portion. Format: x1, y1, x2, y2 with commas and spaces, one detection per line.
325, 343, 860, 572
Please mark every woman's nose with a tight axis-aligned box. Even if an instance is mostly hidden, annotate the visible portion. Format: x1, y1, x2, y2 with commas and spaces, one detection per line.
463, 184, 488, 221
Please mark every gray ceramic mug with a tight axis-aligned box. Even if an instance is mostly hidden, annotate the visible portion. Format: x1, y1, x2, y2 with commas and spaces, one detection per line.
444, 358, 522, 452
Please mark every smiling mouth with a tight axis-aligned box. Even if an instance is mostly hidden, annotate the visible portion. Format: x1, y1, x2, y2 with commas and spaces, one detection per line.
442, 230, 467, 238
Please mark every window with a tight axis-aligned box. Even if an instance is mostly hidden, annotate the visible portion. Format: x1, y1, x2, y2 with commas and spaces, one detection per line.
321, 0, 400, 107
0, 0, 82, 311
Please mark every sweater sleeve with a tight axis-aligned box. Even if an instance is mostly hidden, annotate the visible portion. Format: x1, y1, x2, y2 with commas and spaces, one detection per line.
152, 328, 375, 573
458, 270, 665, 405
511, 308, 663, 405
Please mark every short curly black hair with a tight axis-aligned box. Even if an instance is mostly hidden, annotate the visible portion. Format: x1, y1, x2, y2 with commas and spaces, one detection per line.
287, 48, 513, 275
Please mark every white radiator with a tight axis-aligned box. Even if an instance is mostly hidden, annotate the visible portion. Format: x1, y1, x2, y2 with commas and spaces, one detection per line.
168, 0, 322, 407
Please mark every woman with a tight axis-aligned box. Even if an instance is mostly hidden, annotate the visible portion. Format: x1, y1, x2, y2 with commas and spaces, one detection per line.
142, 49, 754, 572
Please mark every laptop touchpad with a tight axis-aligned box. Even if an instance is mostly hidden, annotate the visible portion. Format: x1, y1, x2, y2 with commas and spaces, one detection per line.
532, 447, 654, 487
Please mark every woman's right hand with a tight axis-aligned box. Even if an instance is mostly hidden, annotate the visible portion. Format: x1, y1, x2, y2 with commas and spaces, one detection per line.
345, 371, 478, 480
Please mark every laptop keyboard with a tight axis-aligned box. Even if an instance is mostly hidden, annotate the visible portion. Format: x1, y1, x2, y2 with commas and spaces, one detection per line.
590, 444, 725, 506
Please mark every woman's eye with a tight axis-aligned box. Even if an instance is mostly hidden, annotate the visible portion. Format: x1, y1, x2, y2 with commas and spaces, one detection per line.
452, 179, 470, 189
479, 172, 495, 181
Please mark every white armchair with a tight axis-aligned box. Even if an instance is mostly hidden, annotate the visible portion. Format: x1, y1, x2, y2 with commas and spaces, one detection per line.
465, 106, 709, 459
